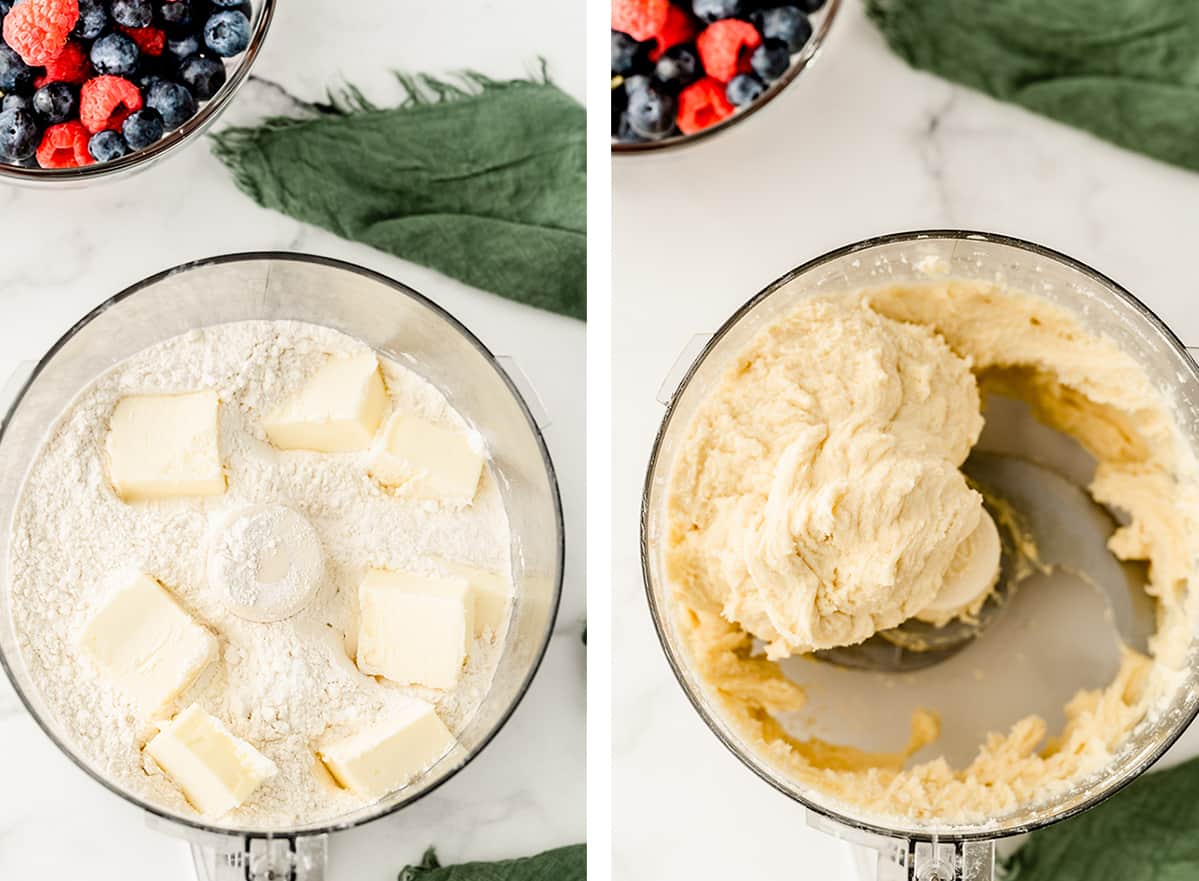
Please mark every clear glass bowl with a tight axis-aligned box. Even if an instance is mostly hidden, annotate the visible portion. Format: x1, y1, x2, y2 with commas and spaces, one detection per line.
612, 0, 841, 155
0, 0, 276, 186
641, 231, 1199, 876
0, 253, 565, 878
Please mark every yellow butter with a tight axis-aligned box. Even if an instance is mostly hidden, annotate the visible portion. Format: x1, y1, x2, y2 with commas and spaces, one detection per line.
145, 704, 277, 818
318, 701, 455, 799
434, 560, 511, 636
106, 391, 225, 501
79, 572, 218, 716
368, 413, 484, 505
356, 570, 472, 689
265, 351, 387, 452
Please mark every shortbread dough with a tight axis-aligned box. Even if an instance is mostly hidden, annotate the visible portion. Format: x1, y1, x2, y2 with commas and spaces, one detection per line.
665, 280, 1199, 823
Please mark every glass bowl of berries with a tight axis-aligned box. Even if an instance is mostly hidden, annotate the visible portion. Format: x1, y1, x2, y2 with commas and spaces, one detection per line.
612, 0, 839, 152
0, 0, 274, 182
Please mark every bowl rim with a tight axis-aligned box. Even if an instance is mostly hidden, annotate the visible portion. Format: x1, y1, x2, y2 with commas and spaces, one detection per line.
612, 0, 841, 155
0, 0, 277, 183
639, 228, 1199, 842
0, 250, 567, 840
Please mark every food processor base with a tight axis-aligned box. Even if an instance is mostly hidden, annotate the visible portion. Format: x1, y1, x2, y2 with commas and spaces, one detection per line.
146, 814, 328, 880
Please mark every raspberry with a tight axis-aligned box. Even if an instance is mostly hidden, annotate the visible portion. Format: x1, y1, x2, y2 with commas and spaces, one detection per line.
611, 0, 670, 42
118, 25, 165, 57
80, 75, 142, 133
2, 0, 80, 65
676, 76, 734, 134
35, 120, 92, 167
647, 5, 698, 62
34, 40, 90, 87
696, 18, 762, 83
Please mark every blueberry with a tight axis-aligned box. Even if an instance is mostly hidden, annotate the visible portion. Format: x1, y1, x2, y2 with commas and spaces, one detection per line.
166, 33, 201, 60
611, 31, 650, 76
611, 83, 628, 136
691, 0, 743, 23
625, 81, 675, 140
654, 45, 700, 93
122, 106, 165, 148
0, 108, 40, 162
88, 129, 130, 162
204, 10, 251, 57
73, 0, 108, 39
795, 0, 826, 11
726, 73, 765, 106
751, 7, 812, 53
144, 79, 195, 129
32, 83, 77, 123
111, 0, 154, 28
0, 0, 13, 13
1, 93, 31, 112
0, 45, 35, 94
615, 114, 647, 144
156, 0, 194, 35
750, 39, 791, 82
178, 54, 225, 99
209, 0, 251, 11
91, 33, 141, 77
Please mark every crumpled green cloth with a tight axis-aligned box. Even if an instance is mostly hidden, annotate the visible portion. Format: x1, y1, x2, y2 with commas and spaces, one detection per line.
999, 756, 1199, 881
867, 0, 1199, 173
211, 72, 586, 320
398, 845, 585, 881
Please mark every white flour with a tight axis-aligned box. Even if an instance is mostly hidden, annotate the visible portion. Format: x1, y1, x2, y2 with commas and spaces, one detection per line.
7, 320, 513, 827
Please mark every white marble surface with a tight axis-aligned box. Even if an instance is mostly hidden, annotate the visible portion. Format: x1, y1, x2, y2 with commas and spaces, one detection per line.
613, 1, 1199, 877
0, 1, 584, 877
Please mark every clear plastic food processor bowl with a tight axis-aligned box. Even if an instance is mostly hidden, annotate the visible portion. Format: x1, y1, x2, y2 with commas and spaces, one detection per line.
0, 254, 565, 880
642, 231, 1199, 881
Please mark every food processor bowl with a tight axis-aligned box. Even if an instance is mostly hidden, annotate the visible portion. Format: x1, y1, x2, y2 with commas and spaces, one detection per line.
641, 231, 1199, 880
612, 0, 840, 155
0, 253, 565, 879
0, 0, 275, 187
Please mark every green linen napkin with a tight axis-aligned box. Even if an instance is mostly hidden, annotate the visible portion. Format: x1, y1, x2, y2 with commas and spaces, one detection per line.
999, 756, 1199, 881
399, 845, 585, 881
211, 71, 586, 320
867, 0, 1199, 173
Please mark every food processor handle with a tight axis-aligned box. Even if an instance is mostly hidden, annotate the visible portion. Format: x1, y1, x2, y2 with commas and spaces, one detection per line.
145, 815, 329, 881
808, 812, 995, 881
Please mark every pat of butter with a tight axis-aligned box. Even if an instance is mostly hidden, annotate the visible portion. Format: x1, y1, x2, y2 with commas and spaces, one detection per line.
145, 704, 277, 817
356, 570, 473, 689
434, 560, 511, 637
318, 700, 455, 799
106, 391, 226, 501
368, 413, 484, 505
265, 351, 387, 452
79, 572, 218, 716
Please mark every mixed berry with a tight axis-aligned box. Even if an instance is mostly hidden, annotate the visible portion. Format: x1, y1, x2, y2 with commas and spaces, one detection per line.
612, 0, 825, 144
0, 0, 252, 169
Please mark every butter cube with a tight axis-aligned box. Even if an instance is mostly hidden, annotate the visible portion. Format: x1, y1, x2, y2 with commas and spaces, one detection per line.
106, 391, 225, 501
79, 572, 218, 716
318, 701, 455, 799
369, 413, 484, 505
434, 560, 511, 637
356, 570, 473, 689
145, 704, 278, 817
265, 351, 387, 452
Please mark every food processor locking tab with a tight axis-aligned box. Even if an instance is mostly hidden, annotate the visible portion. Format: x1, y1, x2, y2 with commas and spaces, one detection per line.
656, 334, 714, 406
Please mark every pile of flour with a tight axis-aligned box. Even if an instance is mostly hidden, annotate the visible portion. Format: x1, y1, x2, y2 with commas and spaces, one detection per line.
8, 320, 513, 827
